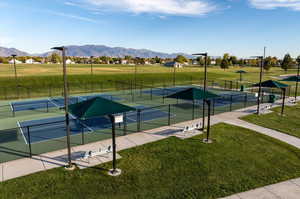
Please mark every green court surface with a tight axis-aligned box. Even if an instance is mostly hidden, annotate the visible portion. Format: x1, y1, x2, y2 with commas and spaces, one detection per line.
0, 85, 270, 163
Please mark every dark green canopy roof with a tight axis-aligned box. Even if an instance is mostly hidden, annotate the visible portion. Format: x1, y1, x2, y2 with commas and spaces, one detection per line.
280, 76, 300, 82
236, 70, 247, 73
166, 88, 219, 101
252, 80, 288, 88
68, 97, 136, 120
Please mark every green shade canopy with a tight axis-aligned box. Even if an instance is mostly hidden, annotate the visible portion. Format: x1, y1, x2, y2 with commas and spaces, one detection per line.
236, 70, 247, 74
68, 97, 136, 120
280, 76, 300, 82
166, 87, 220, 101
252, 80, 288, 89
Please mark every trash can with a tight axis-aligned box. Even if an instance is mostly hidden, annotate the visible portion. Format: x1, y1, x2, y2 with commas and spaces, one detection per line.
269, 95, 275, 103
240, 85, 245, 92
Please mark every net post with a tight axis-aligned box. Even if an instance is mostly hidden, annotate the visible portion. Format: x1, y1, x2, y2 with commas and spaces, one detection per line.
27, 126, 32, 158
168, 104, 171, 126
123, 112, 127, 135
12, 104, 15, 117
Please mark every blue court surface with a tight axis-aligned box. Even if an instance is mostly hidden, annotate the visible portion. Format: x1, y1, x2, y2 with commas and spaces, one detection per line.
142, 86, 192, 96
11, 94, 121, 112
18, 106, 171, 144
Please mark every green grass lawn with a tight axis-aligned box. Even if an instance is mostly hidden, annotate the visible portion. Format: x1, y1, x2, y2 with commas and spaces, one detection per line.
1, 123, 300, 199
241, 103, 300, 138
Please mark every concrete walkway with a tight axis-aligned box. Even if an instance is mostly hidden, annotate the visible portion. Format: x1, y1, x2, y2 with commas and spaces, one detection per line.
221, 178, 300, 199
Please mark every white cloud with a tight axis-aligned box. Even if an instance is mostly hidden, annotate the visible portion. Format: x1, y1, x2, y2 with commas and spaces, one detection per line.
45, 10, 100, 23
0, 36, 13, 46
249, 0, 300, 11
83, 0, 217, 16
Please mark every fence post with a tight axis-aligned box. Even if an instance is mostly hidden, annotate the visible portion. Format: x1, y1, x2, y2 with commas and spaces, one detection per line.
123, 112, 127, 135
192, 100, 195, 120
46, 101, 49, 112
150, 88, 153, 100
137, 109, 141, 132
230, 95, 233, 111
81, 125, 85, 145
230, 81, 233, 90
244, 93, 247, 108
224, 80, 227, 89
212, 99, 215, 115
168, 104, 171, 126
27, 126, 32, 158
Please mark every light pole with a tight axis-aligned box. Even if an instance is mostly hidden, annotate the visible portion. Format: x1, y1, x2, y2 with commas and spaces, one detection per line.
90, 56, 94, 76
192, 53, 208, 130
253, 56, 264, 115
11, 54, 18, 82
51, 46, 73, 169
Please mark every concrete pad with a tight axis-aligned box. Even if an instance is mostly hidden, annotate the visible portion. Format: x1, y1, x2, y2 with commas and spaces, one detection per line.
116, 137, 137, 151
237, 188, 278, 199
39, 150, 69, 169
126, 133, 156, 146
291, 178, 300, 186
3, 156, 45, 181
77, 153, 121, 169
265, 181, 300, 199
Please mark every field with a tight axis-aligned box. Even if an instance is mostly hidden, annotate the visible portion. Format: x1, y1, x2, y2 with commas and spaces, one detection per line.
0, 123, 300, 199
0, 64, 299, 100
241, 102, 300, 138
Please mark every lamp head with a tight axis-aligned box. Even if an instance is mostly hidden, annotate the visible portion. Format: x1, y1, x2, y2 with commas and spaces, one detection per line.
192, 53, 207, 56
51, 46, 65, 51
11, 54, 17, 58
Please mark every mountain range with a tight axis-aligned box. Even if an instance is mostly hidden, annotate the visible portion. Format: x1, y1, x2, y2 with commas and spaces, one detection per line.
0, 45, 192, 58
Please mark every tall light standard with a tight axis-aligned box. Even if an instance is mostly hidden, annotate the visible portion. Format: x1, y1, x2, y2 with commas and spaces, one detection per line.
51, 46, 73, 169
252, 56, 264, 115
192, 52, 208, 130
11, 54, 18, 82
90, 56, 94, 76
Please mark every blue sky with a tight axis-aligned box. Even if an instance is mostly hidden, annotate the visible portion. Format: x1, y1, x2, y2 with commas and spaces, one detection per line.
0, 0, 300, 58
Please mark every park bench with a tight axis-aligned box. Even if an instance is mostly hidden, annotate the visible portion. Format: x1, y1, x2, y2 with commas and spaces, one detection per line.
83, 145, 112, 160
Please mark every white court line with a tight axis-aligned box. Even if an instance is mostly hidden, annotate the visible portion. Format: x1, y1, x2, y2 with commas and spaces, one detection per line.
69, 114, 94, 133
17, 121, 28, 145
48, 97, 62, 108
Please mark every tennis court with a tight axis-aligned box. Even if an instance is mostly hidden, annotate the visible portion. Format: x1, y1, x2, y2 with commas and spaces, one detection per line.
11, 94, 121, 112
18, 105, 172, 144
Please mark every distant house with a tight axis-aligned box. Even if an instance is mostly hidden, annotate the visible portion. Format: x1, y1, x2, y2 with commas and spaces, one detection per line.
25, 59, 34, 64
8, 59, 22, 64
66, 59, 75, 64
211, 60, 216, 65
192, 60, 199, 65
121, 60, 128, 65
164, 61, 183, 68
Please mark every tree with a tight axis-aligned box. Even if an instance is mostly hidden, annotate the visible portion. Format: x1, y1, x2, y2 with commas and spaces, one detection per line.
175, 55, 188, 64
216, 58, 222, 66
296, 55, 300, 65
196, 56, 204, 66
229, 56, 238, 65
281, 54, 293, 72
263, 56, 274, 71
220, 59, 229, 70
49, 53, 62, 63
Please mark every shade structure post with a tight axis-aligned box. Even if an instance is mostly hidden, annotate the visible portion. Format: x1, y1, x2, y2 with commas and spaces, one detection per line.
281, 88, 286, 116
203, 100, 213, 144
137, 109, 141, 132
244, 93, 247, 108
108, 115, 121, 176
230, 95, 233, 111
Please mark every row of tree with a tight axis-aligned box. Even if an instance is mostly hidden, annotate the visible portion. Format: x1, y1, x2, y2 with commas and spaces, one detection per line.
1, 53, 299, 72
